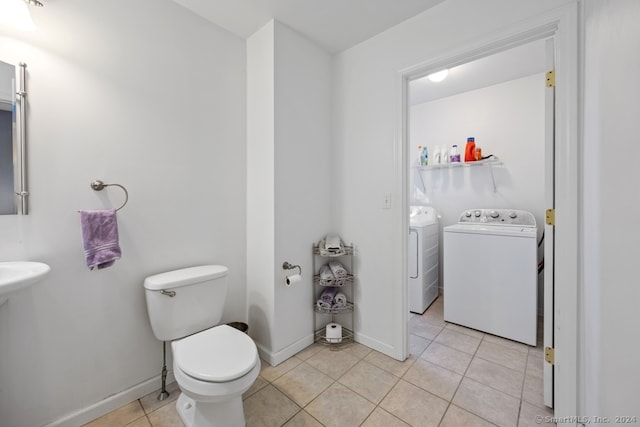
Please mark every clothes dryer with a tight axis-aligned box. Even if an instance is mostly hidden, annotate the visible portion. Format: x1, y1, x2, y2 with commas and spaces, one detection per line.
409, 206, 439, 313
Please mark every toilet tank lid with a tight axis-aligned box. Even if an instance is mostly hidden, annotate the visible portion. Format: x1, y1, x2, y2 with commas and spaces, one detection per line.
144, 265, 228, 291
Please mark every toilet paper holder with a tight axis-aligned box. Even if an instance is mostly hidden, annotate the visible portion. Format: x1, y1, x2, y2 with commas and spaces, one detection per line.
282, 261, 301, 275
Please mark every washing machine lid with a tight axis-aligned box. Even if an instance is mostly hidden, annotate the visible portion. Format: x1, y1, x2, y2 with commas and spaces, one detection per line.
444, 223, 537, 238
410, 206, 438, 227
174, 325, 258, 382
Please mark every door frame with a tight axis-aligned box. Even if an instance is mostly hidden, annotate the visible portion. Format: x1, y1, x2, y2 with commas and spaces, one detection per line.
396, 3, 579, 418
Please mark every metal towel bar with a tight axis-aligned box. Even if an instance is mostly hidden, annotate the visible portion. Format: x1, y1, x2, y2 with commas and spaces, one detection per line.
88, 180, 129, 211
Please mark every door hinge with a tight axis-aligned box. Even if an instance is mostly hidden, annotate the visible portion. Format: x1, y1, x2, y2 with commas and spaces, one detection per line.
545, 346, 555, 365
546, 208, 555, 226
546, 69, 555, 87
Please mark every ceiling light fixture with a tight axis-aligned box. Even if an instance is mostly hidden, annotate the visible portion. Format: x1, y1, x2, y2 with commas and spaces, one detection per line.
427, 69, 449, 83
0, 0, 43, 32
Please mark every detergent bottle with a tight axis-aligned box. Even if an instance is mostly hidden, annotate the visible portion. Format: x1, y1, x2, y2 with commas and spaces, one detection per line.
464, 137, 476, 162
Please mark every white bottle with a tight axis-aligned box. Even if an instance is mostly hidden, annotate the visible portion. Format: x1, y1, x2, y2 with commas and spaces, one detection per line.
433, 146, 441, 164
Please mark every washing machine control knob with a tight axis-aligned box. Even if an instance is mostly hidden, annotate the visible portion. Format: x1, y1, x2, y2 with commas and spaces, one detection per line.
474, 210, 482, 217
465, 211, 472, 217
490, 210, 499, 218
509, 211, 517, 219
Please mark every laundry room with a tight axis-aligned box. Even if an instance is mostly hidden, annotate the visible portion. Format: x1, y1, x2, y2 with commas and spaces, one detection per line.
408, 39, 548, 320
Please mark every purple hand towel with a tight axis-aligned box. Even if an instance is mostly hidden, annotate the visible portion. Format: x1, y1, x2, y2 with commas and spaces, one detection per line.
320, 287, 338, 304
79, 209, 122, 270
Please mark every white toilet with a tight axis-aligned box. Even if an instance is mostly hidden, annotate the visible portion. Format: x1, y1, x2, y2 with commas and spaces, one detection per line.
143, 265, 260, 427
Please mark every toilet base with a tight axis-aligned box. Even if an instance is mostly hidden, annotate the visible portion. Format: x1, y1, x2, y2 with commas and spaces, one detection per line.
176, 392, 246, 427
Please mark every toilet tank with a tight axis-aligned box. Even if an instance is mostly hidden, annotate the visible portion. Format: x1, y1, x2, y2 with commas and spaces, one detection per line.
144, 265, 228, 341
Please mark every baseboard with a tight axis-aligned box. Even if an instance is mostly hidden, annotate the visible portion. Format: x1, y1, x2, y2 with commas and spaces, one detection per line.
353, 331, 402, 360
43, 373, 176, 427
256, 333, 314, 366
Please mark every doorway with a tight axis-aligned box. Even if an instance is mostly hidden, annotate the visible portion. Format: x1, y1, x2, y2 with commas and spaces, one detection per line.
406, 36, 551, 399
399, 8, 580, 416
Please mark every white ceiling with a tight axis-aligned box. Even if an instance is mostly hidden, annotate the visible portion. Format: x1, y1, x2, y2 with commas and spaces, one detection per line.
169, 1, 548, 106
171, 0, 445, 54
410, 39, 548, 105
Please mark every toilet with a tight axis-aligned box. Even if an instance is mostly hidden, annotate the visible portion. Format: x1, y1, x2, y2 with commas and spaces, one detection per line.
143, 265, 260, 427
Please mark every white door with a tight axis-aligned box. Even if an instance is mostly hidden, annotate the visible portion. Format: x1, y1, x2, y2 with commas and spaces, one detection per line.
543, 37, 555, 408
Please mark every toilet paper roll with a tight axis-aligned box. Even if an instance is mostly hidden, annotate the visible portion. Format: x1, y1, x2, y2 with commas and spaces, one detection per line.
325, 323, 342, 343
285, 274, 301, 286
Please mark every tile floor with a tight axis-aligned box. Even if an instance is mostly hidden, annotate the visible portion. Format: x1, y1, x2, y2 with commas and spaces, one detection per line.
84, 297, 555, 427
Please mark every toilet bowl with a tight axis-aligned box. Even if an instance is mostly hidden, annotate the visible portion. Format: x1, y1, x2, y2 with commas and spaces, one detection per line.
143, 265, 261, 427
172, 325, 260, 427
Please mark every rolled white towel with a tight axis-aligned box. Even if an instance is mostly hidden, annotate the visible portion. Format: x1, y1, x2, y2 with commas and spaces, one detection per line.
328, 260, 347, 278
334, 292, 347, 307
319, 264, 335, 285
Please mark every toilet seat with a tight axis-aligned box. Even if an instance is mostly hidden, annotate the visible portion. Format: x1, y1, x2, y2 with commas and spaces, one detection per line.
174, 325, 258, 383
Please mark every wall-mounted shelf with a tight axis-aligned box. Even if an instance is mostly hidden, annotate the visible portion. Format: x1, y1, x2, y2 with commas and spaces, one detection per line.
413, 156, 502, 171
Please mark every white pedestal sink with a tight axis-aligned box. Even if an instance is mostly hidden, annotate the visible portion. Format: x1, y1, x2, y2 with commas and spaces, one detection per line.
0, 262, 50, 306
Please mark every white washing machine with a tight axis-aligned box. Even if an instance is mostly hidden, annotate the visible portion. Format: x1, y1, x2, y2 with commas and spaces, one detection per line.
409, 206, 439, 314
443, 209, 538, 345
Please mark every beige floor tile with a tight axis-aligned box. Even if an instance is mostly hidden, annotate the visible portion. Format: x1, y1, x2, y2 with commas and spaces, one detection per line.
125, 416, 152, 427
434, 328, 482, 355
482, 334, 530, 354
260, 357, 304, 382
409, 315, 445, 340
342, 341, 374, 359
403, 358, 462, 401
522, 372, 545, 408
244, 375, 270, 400
272, 362, 334, 407
440, 404, 497, 427
140, 382, 181, 414
444, 322, 485, 339
518, 401, 556, 427
421, 311, 447, 328
420, 341, 473, 375
338, 360, 399, 404
295, 343, 325, 361
452, 378, 520, 427
364, 351, 416, 377
379, 380, 448, 427
306, 346, 361, 379
306, 382, 376, 427
465, 357, 524, 398
283, 410, 324, 427
83, 401, 146, 427
244, 384, 301, 427
526, 351, 544, 379
361, 407, 411, 427
146, 402, 185, 427
409, 334, 430, 356
476, 341, 527, 372
338, 342, 372, 359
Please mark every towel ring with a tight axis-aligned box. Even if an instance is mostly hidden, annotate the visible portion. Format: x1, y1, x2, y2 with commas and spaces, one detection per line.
90, 180, 129, 211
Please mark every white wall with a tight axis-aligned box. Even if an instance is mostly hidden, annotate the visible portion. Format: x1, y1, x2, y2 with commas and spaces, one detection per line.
410, 73, 546, 230
582, 0, 640, 419
247, 21, 332, 365
332, 0, 572, 360
0, 1, 246, 426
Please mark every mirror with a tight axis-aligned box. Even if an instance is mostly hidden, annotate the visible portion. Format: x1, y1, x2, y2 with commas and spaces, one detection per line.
0, 60, 28, 215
